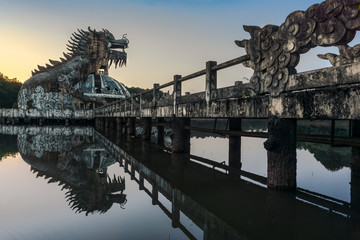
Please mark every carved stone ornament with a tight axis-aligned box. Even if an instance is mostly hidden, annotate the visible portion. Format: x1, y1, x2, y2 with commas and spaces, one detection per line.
236, 0, 360, 96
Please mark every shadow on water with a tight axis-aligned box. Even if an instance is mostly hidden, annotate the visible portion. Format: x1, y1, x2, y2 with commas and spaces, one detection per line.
0, 124, 359, 239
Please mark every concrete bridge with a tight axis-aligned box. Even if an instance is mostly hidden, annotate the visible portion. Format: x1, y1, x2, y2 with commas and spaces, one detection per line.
92, 55, 360, 190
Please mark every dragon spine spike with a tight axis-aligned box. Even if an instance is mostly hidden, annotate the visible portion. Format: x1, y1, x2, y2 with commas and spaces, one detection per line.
63, 52, 71, 59
45, 64, 52, 68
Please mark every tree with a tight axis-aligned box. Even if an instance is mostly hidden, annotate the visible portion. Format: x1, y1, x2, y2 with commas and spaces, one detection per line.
0, 73, 22, 108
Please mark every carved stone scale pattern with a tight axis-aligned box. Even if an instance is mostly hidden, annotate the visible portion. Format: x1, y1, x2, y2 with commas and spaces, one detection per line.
236, 0, 360, 96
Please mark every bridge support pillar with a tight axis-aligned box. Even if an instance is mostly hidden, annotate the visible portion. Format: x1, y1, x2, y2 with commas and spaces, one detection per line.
228, 118, 242, 174
264, 117, 297, 190
116, 117, 123, 132
39, 118, 43, 126
142, 117, 152, 141
127, 117, 135, 137
171, 117, 190, 153
65, 119, 69, 126
157, 118, 165, 146
104, 118, 109, 129
350, 120, 360, 137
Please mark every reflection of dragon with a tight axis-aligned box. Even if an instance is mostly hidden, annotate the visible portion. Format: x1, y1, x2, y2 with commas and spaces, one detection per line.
18, 128, 127, 215
18, 27, 129, 110
236, 0, 360, 96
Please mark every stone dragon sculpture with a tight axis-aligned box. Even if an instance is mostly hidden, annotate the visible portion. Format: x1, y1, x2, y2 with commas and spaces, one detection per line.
236, 0, 360, 96
18, 27, 129, 110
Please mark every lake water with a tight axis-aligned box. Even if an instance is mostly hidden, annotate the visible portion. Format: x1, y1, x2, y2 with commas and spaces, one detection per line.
0, 124, 358, 240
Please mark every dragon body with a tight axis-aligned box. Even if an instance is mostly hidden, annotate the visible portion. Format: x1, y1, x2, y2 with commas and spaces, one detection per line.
236, 0, 360, 96
18, 27, 129, 110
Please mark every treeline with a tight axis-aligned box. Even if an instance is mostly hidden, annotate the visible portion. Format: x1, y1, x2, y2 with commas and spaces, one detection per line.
0, 73, 22, 108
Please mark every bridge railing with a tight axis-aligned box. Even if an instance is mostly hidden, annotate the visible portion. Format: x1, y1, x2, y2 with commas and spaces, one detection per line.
95, 55, 252, 116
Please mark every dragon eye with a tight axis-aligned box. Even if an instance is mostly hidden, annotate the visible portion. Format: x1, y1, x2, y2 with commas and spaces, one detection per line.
107, 42, 112, 48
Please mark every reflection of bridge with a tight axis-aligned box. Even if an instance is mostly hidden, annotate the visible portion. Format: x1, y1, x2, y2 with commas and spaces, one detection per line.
96, 130, 359, 240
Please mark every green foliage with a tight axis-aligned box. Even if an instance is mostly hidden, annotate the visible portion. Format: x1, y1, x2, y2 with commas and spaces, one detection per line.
0, 73, 22, 108
126, 86, 148, 95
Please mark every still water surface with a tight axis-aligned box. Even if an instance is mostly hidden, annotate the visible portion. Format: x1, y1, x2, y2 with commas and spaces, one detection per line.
0, 124, 358, 239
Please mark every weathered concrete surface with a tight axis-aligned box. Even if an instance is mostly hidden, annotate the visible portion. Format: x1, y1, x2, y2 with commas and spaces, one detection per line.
265, 117, 297, 190
96, 62, 360, 120
0, 108, 94, 120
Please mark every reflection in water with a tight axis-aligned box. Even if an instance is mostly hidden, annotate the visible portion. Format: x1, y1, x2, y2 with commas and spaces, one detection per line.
297, 141, 350, 171
12, 126, 127, 215
0, 134, 17, 161
0, 124, 359, 239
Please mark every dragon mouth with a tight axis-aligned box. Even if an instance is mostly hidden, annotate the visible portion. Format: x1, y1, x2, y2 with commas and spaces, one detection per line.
108, 38, 128, 69
108, 50, 127, 69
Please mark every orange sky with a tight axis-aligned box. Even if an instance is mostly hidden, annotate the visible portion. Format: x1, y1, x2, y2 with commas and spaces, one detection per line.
0, 0, 339, 92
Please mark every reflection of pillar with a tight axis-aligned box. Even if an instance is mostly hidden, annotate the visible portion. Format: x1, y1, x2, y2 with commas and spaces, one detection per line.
157, 118, 165, 146
131, 164, 135, 180
228, 118, 242, 171
142, 141, 151, 162
172, 189, 180, 228
152, 182, 158, 205
266, 189, 296, 238
264, 117, 297, 190
124, 161, 129, 173
170, 153, 186, 182
139, 172, 144, 190
127, 117, 135, 137
142, 117, 152, 141
351, 147, 360, 238
171, 117, 190, 153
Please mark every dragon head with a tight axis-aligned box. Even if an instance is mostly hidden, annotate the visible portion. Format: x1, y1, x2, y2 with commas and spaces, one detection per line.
67, 27, 129, 74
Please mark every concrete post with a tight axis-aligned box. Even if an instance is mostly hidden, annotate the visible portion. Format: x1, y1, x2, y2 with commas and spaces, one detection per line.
228, 118, 242, 172
153, 83, 159, 107
127, 117, 135, 137
142, 117, 152, 141
171, 117, 190, 153
264, 117, 297, 190
205, 61, 217, 115
173, 75, 182, 115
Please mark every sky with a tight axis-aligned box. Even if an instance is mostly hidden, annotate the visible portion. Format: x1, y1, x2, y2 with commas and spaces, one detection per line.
0, 0, 348, 92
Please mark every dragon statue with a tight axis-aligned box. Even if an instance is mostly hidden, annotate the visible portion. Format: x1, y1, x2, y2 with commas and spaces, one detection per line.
236, 0, 360, 96
18, 27, 129, 110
